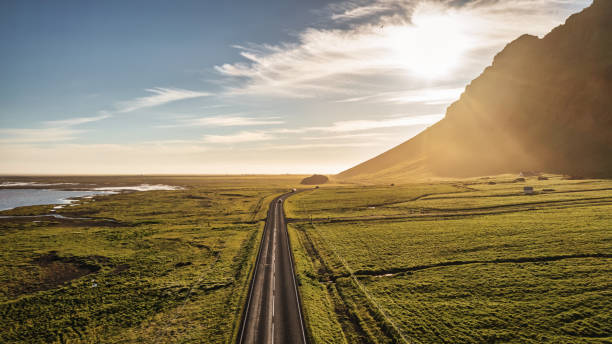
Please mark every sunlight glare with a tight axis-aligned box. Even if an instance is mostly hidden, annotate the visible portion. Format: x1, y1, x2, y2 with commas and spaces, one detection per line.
386, 4, 472, 79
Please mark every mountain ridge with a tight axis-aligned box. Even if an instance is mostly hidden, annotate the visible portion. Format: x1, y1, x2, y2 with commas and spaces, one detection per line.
338, 0, 612, 180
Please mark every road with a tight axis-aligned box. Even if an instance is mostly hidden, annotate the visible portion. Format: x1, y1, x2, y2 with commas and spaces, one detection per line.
237, 192, 307, 344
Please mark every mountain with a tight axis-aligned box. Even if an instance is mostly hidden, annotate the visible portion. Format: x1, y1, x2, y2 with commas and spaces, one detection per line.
338, 0, 612, 180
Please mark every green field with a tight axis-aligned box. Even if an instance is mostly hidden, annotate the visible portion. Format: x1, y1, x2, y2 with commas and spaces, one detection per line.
286, 175, 612, 343
0, 175, 300, 343
1, 174, 610, 343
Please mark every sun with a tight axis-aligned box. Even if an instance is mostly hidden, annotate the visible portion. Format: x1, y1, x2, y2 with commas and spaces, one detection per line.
385, 5, 472, 79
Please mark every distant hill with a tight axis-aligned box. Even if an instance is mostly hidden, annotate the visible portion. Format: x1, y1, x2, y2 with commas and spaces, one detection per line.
339, 0, 612, 180
301, 174, 329, 185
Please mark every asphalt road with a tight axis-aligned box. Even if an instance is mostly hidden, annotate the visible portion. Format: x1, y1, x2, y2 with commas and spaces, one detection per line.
237, 193, 307, 344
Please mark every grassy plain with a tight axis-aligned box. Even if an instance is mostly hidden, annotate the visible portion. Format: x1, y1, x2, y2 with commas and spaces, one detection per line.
0, 175, 301, 343
286, 175, 612, 343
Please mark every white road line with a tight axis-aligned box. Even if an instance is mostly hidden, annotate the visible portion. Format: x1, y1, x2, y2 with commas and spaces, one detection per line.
239, 193, 306, 344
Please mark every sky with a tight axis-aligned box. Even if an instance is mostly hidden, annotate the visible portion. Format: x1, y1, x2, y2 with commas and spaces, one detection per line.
0, 0, 591, 174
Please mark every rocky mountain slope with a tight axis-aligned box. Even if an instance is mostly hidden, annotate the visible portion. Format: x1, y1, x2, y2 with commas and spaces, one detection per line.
339, 0, 612, 180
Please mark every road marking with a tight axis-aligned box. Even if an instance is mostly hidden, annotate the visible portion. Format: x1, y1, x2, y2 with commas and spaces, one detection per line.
238, 193, 306, 344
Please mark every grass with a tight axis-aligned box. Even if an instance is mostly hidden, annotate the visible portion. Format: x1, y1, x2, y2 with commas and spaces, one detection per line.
285, 183, 461, 219
288, 224, 347, 344
2, 174, 610, 343
0, 175, 300, 343
356, 258, 611, 343
286, 175, 612, 343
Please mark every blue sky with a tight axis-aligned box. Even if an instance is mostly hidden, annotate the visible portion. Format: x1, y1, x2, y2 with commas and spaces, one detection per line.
0, 0, 590, 174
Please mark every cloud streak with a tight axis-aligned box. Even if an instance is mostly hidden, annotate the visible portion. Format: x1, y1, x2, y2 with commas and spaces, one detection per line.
200, 113, 443, 144
42, 113, 111, 127
116, 87, 211, 113
302, 132, 389, 141
310, 114, 443, 132
0, 127, 84, 144
335, 86, 464, 104
162, 115, 284, 128
203, 131, 273, 144
264, 142, 376, 150
2, 86, 213, 145
216, 0, 589, 100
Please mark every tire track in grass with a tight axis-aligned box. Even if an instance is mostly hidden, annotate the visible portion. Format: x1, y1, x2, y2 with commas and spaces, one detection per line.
330, 253, 612, 280
307, 187, 471, 214
288, 198, 612, 224
309, 223, 413, 344
422, 187, 612, 201
420, 196, 612, 213
248, 195, 266, 223
300, 224, 376, 343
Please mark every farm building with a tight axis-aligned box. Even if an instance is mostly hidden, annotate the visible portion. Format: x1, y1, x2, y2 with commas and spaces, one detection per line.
524, 186, 534, 194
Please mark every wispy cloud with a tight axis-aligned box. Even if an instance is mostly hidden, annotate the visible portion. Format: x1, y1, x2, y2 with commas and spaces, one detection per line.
2, 86, 213, 145
331, 4, 392, 21
302, 132, 389, 141
264, 142, 376, 150
0, 127, 83, 144
0, 141, 363, 174
329, 1, 410, 21
311, 114, 443, 132
161, 115, 284, 128
116, 87, 211, 113
199, 113, 442, 144
42, 113, 111, 127
335, 86, 464, 104
383, 87, 464, 105
216, 0, 588, 99
202, 131, 274, 144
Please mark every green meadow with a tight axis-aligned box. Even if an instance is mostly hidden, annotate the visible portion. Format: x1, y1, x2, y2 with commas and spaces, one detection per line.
1, 174, 610, 343
0, 176, 299, 343
286, 175, 612, 343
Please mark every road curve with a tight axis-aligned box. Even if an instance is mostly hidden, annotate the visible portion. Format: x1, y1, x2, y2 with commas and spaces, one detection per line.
237, 192, 307, 344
